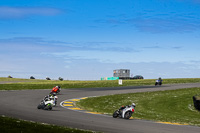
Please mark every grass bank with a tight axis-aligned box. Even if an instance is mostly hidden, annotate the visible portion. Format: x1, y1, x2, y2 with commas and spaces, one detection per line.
0, 116, 95, 133
1, 77, 200, 90
76, 87, 200, 126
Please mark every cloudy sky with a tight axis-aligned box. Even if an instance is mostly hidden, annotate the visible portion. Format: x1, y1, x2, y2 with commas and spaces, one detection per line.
0, 0, 200, 80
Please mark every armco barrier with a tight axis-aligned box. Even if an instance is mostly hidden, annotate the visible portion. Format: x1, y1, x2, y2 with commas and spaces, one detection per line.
193, 95, 200, 111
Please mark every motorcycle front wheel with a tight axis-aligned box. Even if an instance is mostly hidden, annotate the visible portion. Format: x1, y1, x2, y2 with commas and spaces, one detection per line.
113, 110, 119, 118
37, 104, 42, 109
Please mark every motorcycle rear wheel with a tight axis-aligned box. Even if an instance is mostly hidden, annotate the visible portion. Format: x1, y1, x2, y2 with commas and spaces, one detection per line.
124, 111, 132, 119
44, 105, 52, 110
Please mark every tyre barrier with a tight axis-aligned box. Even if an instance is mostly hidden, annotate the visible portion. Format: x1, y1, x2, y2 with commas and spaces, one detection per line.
193, 95, 200, 111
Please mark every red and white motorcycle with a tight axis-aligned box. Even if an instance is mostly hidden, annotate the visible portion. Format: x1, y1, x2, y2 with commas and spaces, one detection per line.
113, 103, 135, 119
51, 86, 61, 95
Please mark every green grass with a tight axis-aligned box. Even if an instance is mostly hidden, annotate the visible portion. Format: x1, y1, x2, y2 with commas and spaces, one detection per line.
0, 77, 35, 81
76, 87, 200, 126
1, 78, 200, 131
0, 116, 95, 133
2, 78, 200, 132
1, 77, 200, 90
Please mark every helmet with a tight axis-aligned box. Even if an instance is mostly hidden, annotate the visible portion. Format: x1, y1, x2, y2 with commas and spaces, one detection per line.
49, 95, 54, 100
56, 86, 60, 89
132, 103, 136, 107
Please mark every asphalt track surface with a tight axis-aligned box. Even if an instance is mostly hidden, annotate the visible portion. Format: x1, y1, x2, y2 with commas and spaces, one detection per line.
1, 83, 200, 133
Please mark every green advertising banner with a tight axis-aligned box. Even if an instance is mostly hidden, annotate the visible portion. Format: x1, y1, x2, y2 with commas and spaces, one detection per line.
101, 77, 119, 80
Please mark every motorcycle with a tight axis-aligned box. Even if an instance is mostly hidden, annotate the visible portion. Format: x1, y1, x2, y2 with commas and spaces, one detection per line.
113, 105, 135, 119
155, 79, 162, 86
51, 86, 61, 95
44, 94, 58, 106
37, 95, 57, 110
37, 99, 54, 110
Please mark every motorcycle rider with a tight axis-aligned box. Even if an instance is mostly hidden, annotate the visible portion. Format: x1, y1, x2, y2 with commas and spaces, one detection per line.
155, 77, 163, 86
43, 93, 54, 101
43, 93, 57, 106
119, 103, 136, 116
158, 77, 162, 82
51, 86, 61, 94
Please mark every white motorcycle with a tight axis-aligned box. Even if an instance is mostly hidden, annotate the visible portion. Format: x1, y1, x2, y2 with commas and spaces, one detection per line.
155, 77, 162, 86
155, 80, 162, 86
113, 103, 135, 119
37, 95, 58, 110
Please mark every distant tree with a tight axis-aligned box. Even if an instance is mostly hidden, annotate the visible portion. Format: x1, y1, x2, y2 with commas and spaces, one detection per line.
58, 77, 63, 81
46, 77, 51, 80
8, 75, 13, 78
30, 76, 35, 79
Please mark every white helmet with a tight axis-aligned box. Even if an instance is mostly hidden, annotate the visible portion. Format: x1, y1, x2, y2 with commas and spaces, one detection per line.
56, 86, 61, 89
49, 95, 54, 100
132, 103, 136, 107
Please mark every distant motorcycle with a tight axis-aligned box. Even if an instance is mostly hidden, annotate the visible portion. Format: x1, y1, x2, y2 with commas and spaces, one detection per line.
155, 79, 162, 86
113, 103, 135, 119
51, 86, 61, 95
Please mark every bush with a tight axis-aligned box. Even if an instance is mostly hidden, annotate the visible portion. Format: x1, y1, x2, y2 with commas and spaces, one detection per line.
58, 77, 63, 81
46, 77, 51, 80
8, 75, 13, 78
30, 76, 35, 79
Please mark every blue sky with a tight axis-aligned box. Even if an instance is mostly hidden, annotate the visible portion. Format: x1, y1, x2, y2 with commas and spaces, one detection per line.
0, 0, 200, 80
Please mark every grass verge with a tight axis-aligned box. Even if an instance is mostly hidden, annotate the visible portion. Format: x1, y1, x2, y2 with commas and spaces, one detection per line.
76, 87, 200, 126
0, 115, 95, 133
1, 78, 200, 90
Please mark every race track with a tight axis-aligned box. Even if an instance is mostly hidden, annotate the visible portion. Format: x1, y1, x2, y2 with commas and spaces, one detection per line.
1, 83, 200, 133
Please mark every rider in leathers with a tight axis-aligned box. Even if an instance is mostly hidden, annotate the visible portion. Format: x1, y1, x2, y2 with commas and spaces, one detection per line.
119, 103, 136, 116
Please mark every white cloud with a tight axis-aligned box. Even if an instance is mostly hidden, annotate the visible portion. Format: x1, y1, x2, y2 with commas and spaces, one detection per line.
0, 6, 61, 19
